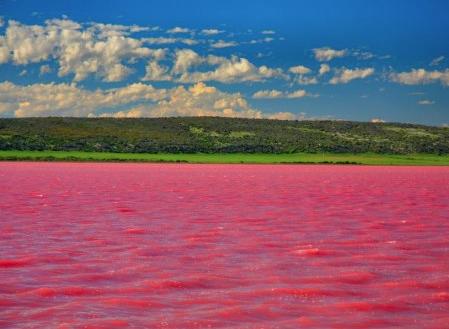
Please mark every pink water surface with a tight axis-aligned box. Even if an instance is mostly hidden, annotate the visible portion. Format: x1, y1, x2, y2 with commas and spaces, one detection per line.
1, 162, 449, 328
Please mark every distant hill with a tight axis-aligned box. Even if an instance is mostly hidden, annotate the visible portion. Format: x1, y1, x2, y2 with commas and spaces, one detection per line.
0, 117, 448, 154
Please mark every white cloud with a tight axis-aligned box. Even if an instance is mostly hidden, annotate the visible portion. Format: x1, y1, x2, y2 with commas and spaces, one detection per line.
210, 40, 238, 48
295, 76, 318, 85
2, 18, 365, 88
104, 84, 305, 119
418, 99, 435, 105
87, 22, 151, 38
142, 61, 171, 81
103, 83, 258, 118
267, 112, 297, 120
0, 81, 306, 120
248, 37, 275, 45
5, 20, 61, 64
288, 65, 311, 75
261, 30, 275, 35
287, 90, 308, 98
108, 64, 134, 82
252, 89, 307, 99
371, 118, 385, 123
172, 49, 203, 74
0, 36, 9, 64
252, 89, 283, 99
319, 63, 330, 75
287, 65, 317, 84
130, 49, 287, 84
353, 50, 374, 60
143, 37, 198, 45
171, 49, 286, 83
430, 56, 445, 66
201, 29, 223, 35
39, 64, 51, 75
390, 68, 449, 86
188, 81, 216, 96
313, 47, 347, 61
143, 37, 176, 44
0, 81, 166, 117
167, 27, 191, 34
181, 57, 285, 83
1, 19, 165, 82
329, 67, 374, 84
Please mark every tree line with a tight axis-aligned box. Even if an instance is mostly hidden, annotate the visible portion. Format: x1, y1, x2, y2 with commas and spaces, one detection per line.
1, 117, 448, 154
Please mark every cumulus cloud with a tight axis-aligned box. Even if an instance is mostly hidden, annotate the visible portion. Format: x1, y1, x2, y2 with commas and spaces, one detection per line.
102, 83, 305, 119
418, 99, 435, 105
87, 22, 151, 37
430, 56, 445, 66
252, 89, 307, 99
252, 89, 283, 99
268, 112, 321, 120
248, 37, 275, 45
124, 49, 287, 84
211, 40, 238, 48
295, 76, 318, 85
188, 81, 216, 96
142, 61, 171, 81
261, 30, 275, 35
0, 19, 165, 82
287, 65, 318, 84
0, 81, 305, 120
266, 112, 296, 120
172, 49, 203, 74
371, 118, 385, 123
319, 64, 330, 75
353, 50, 374, 60
143, 37, 199, 45
201, 29, 223, 35
167, 49, 286, 83
313, 47, 347, 61
329, 67, 374, 84
4, 20, 62, 64
101, 84, 260, 118
390, 68, 449, 86
0, 36, 8, 64
167, 27, 191, 34
287, 90, 308, 98
288, 65, 311, 75
0, 81, 166, 117
0, 18, 289, 85
183, 58, 285, 83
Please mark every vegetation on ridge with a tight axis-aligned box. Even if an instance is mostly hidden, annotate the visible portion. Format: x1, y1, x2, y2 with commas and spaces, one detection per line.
0, 117, 448, 154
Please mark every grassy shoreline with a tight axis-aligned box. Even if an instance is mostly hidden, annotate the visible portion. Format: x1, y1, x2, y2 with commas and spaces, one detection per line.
1, 150, 449, 165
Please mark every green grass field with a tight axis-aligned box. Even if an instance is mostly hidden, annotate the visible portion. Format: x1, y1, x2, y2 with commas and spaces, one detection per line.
1, 150, 449, 165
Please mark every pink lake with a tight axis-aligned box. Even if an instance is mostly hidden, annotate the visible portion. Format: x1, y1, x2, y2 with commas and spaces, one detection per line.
1, 162, 449, 328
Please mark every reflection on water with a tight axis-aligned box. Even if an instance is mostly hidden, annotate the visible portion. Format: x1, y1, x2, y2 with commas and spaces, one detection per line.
1, 162, 449, 328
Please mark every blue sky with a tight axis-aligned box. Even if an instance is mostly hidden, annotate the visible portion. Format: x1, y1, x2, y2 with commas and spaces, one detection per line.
0, 0, 448, 125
